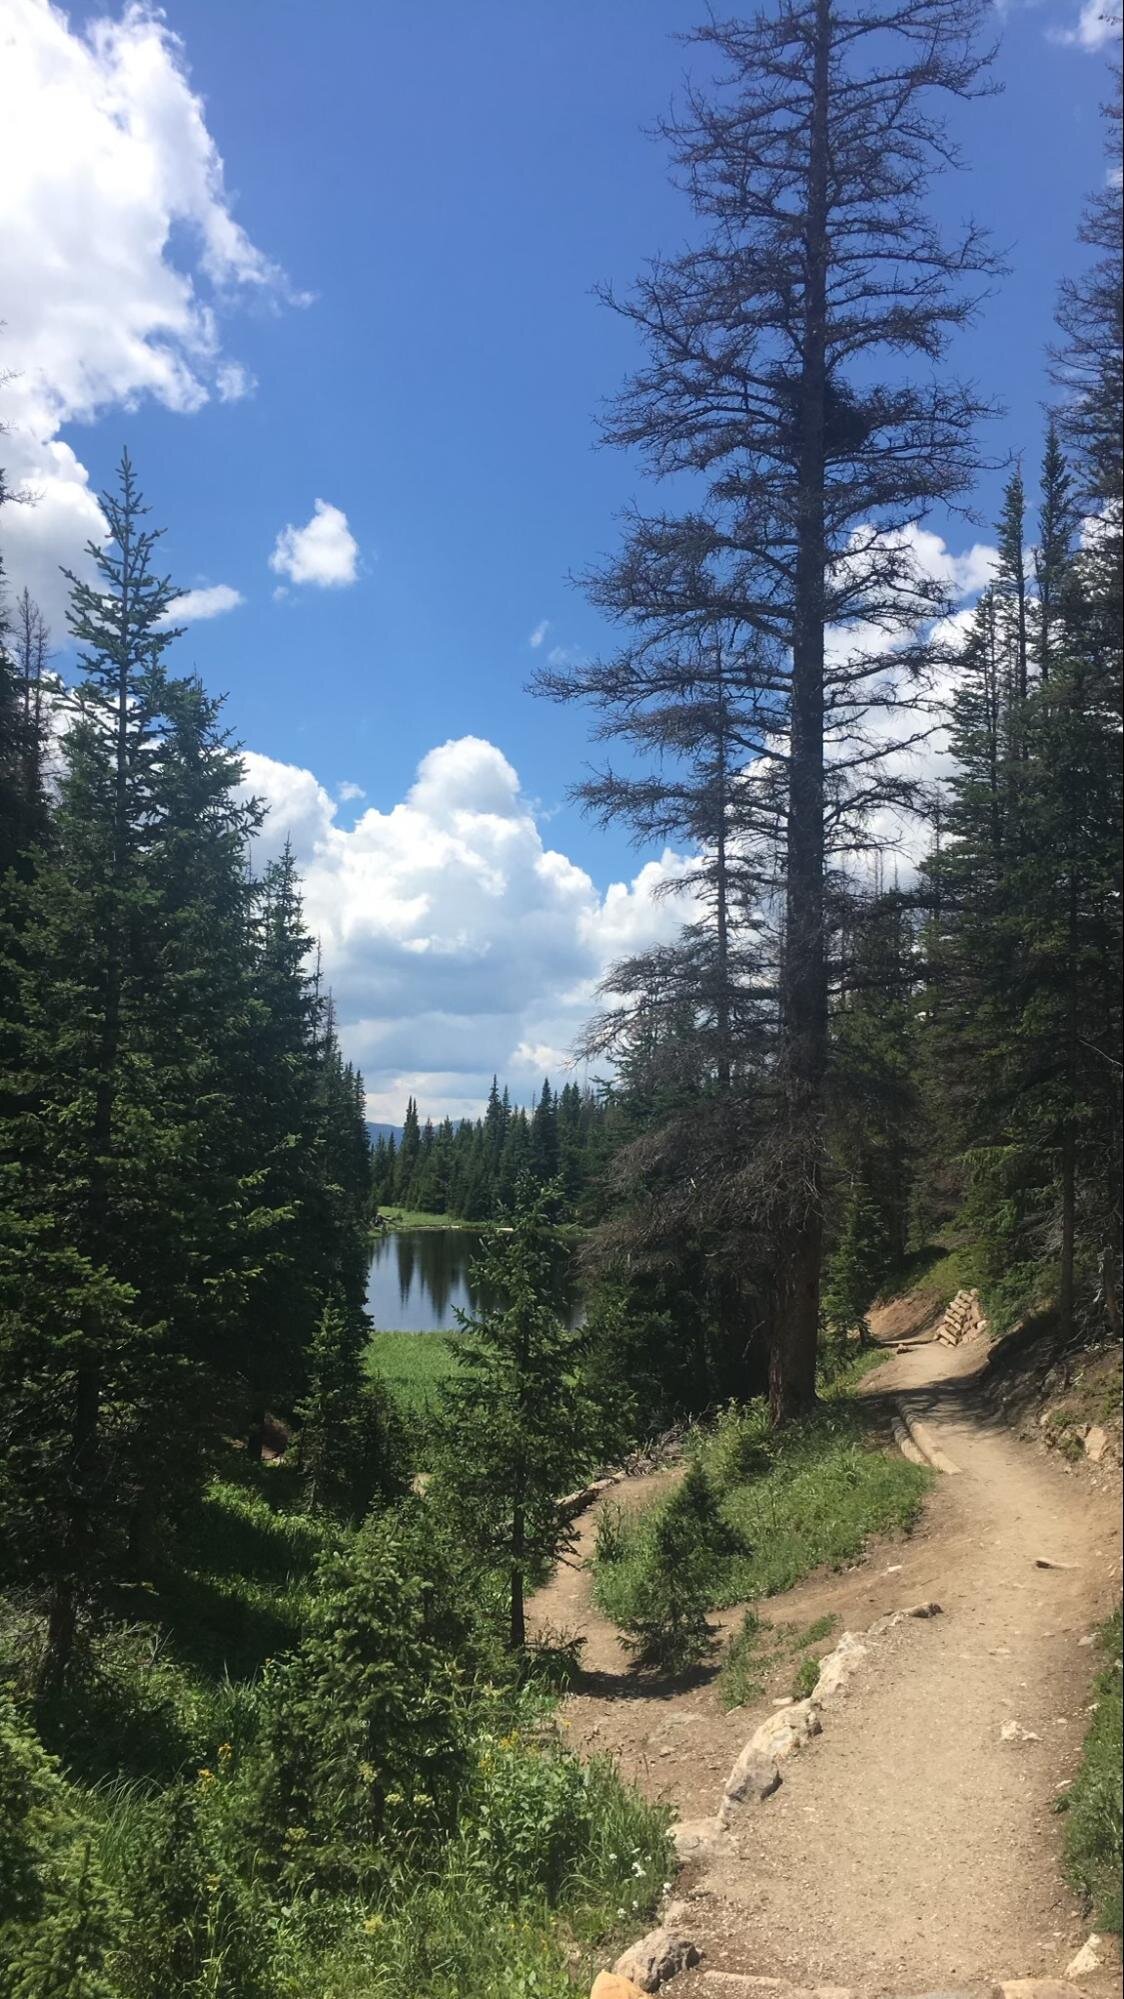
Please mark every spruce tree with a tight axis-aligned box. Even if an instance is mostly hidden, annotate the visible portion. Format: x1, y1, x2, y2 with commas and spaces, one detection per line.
435, 1183, 595, 1649
0, 453, 188, 1686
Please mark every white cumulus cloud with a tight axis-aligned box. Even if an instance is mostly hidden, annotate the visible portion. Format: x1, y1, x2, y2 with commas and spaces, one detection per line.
240, 734, 693, 1122
161, 582, 243, 625
0, 0, 295, 629
268, 500, 359, 589
1048, 0, 1121, 49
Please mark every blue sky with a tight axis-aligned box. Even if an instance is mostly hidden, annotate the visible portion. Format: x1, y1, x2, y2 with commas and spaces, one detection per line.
1, 0, 1118, 1117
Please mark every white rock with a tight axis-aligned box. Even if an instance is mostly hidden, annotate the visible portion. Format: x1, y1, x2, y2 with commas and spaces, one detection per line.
1065, 1934, 1105, 1978
1000, 1719, 1040, 1742
1084, 1424, 1109, 1463
747, 1697, 822, 1761
614, 1927, 701, 1992
719, 1748, 782, 1820
811, 1631, 867, 1705
670, 1816, 726, 1859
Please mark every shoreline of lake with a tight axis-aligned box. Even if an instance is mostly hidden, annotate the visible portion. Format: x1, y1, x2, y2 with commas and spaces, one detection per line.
366, 1223, 581, 1335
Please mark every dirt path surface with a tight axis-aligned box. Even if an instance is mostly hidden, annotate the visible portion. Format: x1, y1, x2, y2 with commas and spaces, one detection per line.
529, 1303, 1123, 1995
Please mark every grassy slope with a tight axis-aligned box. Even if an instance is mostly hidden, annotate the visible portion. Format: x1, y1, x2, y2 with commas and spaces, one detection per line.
374, 1205, 474, 1230
592, 1370, 932, 1629
1063, 1604, 1124, 1933
367, 1328, 459, 1418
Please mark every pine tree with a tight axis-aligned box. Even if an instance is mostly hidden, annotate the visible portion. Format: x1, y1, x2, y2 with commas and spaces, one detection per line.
529, 1078, 560, 1185
296, 1296, 403, 1517
0, 453, 191, 1687
238, 842, 323, 1456
435, 1183, 595, 1649
395, 1096, 421, 1206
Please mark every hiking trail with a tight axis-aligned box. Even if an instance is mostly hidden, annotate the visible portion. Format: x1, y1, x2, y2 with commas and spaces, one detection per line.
529, 1296, 1123, 1997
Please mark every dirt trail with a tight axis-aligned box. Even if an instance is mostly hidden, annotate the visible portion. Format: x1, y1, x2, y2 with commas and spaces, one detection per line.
529, 1303, 1123, 1994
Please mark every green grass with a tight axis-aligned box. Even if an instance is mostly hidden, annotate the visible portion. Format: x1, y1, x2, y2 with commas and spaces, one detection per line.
592, 1398, 931, 1632
1062, 1605, 1123, 1933
374, 1206, 475, 1231
717, 1609, 838, 1710
367, 1329, 460, 1419
270, 1748, 671, 1999
874, 1238, 971, 1310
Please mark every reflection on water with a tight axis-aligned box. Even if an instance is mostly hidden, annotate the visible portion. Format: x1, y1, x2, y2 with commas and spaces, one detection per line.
365, 1228, 579, 1333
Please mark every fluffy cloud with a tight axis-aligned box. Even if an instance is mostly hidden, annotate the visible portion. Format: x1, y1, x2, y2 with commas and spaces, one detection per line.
240, 734, 693, 1121
528, 620, 550, 648
268, 500, 359, 589
0, 0, 291, 627
161, 582, 243, 624
1048, 0, 1121, 49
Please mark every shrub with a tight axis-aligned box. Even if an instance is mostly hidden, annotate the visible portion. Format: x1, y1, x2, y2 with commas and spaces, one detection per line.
717, 1609, 766, 1709
615, 1462, 739, 1673
0, 1692, 117, 1998
110, 1777, 271, 1999
245, 1500, 482, 1892
467, 1732, 608, 1902
701, 1402, 770, 1491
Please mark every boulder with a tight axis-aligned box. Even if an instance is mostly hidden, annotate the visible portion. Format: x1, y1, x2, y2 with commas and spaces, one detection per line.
1065, 1934, 1106, 1978
614, 1926, 702, 1991
811, 1631, 867, 1704
719, 1747, 782, 1819
747, 1696, 822, 1762
719, 1699, 819, 1823
1083, 1425, 1110, 1464
999, 1983, 1085, 1999
670, 1815, 727, 1859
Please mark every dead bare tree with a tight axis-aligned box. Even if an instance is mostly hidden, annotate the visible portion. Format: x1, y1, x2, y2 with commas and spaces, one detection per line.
548, 0, 1001, 1418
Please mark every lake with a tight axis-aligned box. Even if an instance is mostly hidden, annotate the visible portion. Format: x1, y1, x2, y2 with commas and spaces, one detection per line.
365, 1226, 580, 1333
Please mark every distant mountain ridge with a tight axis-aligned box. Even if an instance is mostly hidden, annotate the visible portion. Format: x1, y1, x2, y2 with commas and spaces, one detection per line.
367, 1121, 403, 1145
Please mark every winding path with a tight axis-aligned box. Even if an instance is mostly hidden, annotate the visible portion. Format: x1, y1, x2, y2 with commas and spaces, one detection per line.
532, 1302, 1123, 1995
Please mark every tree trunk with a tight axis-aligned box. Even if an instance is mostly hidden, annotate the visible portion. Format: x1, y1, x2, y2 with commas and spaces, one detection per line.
715, 647, 732, 1092
246, 1403, 268, 1463
1059, 1124, 1076, 1344
773, 0, 830, 1425
509, 1500, 526, 1652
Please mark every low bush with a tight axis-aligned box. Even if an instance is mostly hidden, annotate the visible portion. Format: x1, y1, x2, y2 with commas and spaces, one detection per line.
0, 1458, 671, 1999
0, 1691, 118, 1997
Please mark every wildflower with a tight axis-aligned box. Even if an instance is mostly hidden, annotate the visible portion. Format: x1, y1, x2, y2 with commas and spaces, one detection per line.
196, 1767, 215, 1786
361, 1914, 385, 1936
412, 1792, 433, 1809
359, 1761, 377, 1784
217, 1742, 233, 1762
205, 1875, 220, 1896
385, 1791, 404, 1807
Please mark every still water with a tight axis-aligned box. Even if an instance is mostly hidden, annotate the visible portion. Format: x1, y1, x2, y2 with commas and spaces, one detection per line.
365, 1227, 580, 1333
